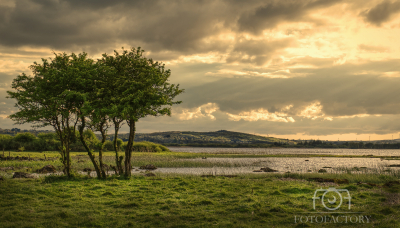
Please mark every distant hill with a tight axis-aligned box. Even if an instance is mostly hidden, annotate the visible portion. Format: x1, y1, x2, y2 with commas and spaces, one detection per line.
3, 128, 400, 148
110, 130, 290, 146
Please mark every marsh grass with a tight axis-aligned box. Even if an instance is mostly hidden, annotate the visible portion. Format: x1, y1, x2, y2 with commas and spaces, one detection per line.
1, 173, 400, 227
2, 151, 400, 177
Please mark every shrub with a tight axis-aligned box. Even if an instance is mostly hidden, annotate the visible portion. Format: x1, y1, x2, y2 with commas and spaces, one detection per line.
103, 139, 123, 151
37, 132, 58, 141
131, 141, 170, 152
14, 132, 37, 143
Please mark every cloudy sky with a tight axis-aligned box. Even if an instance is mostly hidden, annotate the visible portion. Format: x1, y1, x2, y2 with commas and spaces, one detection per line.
1, 0, 400, 141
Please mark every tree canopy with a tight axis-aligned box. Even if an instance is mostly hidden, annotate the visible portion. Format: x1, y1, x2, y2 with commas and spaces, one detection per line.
7, 47, 184, 178
99, 47, 183, 177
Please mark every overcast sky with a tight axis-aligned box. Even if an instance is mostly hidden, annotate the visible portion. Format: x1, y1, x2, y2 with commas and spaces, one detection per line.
1, 0, 400, 140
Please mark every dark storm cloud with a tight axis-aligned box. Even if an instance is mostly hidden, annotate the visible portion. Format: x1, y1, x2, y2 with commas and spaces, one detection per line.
237, 0, 342, 34
0, 0, 238, 55
178, 59, 400, 117
226, 38, 294, 65
362, 0, 400, 26
0, 0, 345, 58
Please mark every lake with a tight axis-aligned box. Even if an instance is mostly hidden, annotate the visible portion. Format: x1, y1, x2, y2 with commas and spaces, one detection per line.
168, 147, 400, 156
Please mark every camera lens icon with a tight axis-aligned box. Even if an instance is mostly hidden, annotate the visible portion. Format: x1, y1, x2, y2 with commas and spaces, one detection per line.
313, 188, 351, 211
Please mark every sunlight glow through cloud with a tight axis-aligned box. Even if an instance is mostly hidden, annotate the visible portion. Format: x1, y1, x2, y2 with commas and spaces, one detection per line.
2, 0, 400, 139
227, 109, 295, 123
178, 103, 218, 120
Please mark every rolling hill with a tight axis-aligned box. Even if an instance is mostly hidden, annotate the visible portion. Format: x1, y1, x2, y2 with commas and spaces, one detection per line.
111, 130, 290, 146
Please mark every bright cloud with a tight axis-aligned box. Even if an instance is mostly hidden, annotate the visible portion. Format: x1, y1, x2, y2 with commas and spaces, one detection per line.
178, 103, 218, 120
298, 101, 332, 121
227, 108, 295, 123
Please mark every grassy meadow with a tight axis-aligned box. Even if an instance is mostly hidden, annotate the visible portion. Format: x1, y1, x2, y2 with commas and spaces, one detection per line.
1, 151, 400, 227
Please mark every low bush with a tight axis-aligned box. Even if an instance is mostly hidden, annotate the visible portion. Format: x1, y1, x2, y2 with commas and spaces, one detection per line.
130, 141, 170, 152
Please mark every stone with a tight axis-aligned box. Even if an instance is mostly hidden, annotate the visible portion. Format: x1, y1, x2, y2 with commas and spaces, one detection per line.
139, 164, 157, 170
13, 172, 34, 178
318, 169, 327, 173
36, 165, 56, 174
260, 167, 278, 172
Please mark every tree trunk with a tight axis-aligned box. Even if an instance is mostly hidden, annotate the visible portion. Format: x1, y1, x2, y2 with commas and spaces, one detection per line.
66, 142, 71, 178
79, 117, 102, 179
124, 119, 136, 178
59, 139, 67, 175
113, 120, 123, 175
98, 124, 107, 179
66, 120, 72, 178
54, 121, 69, 176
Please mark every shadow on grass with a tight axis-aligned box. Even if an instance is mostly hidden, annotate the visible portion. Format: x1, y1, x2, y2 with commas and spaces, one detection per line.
42, 173, 133, 183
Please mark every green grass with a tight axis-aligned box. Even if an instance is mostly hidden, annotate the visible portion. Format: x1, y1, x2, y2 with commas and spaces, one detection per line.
1, 173, 399, 227
2, 150, 400, 227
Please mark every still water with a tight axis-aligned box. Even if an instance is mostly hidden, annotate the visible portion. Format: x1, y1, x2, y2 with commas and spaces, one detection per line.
168, 147, 400, 156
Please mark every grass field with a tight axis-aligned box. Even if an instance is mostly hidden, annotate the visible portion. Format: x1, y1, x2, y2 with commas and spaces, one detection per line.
1, 173, 400, 227
1, 151, 400, 227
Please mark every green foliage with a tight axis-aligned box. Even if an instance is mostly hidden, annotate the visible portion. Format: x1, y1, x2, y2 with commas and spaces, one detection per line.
0, 134, 13, 150
99, 47, 184, 177
18, 146, 25, 152
104, 139, 123, 151
100, 47, 184, 121
69, 129, 101, 152
130, 141, 170, 152
6, 52, 99, 176
37, 132, 58, 140
7, 48, 184, 178
14, 132, 36, 143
